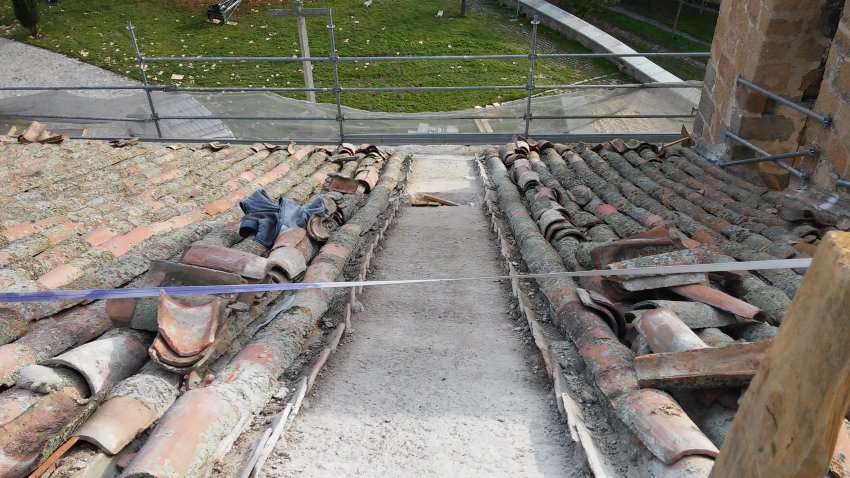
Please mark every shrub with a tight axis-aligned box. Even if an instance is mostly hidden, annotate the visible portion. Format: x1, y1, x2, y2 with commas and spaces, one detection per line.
12, 0, 40, 38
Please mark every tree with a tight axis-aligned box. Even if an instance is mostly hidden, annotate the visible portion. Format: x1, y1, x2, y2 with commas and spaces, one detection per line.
12, 0, 40, 38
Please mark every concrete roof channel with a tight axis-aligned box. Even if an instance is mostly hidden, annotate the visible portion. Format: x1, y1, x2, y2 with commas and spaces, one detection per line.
0, 126, 848, 477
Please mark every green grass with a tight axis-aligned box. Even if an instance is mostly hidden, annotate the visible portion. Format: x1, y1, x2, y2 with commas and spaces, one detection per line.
0, 0, 624, 112
617, 0, 717, 43
598, 9, 707, 80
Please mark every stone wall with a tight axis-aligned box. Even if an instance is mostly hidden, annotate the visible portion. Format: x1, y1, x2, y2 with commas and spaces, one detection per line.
694, 0, 842, 191
808, 1, 850, 192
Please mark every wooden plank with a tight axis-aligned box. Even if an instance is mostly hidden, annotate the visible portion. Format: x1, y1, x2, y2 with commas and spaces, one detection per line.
635, 341, 769, 390
710, 232, 850, 478
419, 193, 461, 206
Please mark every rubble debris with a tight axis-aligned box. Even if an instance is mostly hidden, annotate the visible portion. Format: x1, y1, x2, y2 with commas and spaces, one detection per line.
480, 137, 850, 476
109, 138, 140, 148
669, 284, 767, 321
16, 121, 68, 144
627, 300, 739, 329
156, 292, 220, 357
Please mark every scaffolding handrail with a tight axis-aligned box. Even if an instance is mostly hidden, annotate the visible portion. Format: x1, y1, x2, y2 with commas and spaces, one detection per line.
736, 76, 832, 127
0, 82, 702, 92
140, 51, 711, 63
0, 18, 705, 142
724, 130, 809, 180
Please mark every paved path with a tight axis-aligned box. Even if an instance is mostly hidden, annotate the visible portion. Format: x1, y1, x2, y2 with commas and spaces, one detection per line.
0, 37, 139, 99
269, 151, 581, 477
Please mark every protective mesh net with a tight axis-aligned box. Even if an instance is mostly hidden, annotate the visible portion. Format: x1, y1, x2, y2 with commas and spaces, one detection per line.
0, 86, 698, 141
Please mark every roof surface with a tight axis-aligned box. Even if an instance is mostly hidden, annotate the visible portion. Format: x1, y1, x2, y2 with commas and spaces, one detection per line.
0, 134, 848, 477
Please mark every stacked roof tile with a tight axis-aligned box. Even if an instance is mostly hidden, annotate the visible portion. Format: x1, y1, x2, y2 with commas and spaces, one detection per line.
1, 131, 849, 476
483, 139, 850, 477
0, 135, 406, 477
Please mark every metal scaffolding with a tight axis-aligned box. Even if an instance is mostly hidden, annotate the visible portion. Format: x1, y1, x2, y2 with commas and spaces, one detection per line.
0, 18, 708, 144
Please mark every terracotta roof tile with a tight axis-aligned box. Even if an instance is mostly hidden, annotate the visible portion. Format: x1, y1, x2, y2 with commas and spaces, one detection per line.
484, 139, 850, 474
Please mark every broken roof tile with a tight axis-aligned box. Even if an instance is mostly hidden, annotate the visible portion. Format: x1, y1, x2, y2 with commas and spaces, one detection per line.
42, 333, 148, 395
156, 292, 220, 358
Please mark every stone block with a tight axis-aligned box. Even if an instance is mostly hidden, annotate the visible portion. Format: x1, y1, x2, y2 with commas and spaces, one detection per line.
716, 53, 735, 83
693, 115, 705, 137
825, 136, 850, 177
834, 20, 850, 49
796, 37, 831, 65
704, 61, 718, 91
814, 76, 840, 116
834, 55, 850, 96
760, 18, 805, 37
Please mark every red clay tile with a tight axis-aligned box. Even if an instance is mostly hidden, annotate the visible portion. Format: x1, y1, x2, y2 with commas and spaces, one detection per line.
138, 193, 166, 211
644, 455, 715, 477
116, 452, 136, 470
239, 171, 257, 182
76, 395, 158, 455
272, 227, 307, 250
2, 222, 35, 241
43, 334, 148, 395
35, 264, 85, 289
157, 292, 220, 357
669, 283, 766, 321
633, 308, 708, 354
96, 226, 155, 257
181, 243, 270, 280
123, 387, 243, 478
82, 227, 116, 247
615, 388, 719, 464
32, 216, 64, 230
43, 226, 76, 245
149, 169, 182, 184
255, 163, 292, 186
149, 214, 200, 234
0, 308, 111, 387
313, 170, 331, 185
0, 389, 85, 477
596, 204, 618, 217
0, 389, 41, 427
691, 230, 717, 245
202, 189, 247, 215
635, 341, 769, 390
106, 298, 137, 326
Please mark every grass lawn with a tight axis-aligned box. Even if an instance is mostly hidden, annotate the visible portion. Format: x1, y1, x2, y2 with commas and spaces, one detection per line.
617, 0, 717, 43
0, 0, 625, 112
591, 9, 708, 81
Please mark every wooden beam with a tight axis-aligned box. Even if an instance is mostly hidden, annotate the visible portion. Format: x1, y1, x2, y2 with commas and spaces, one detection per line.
635, 341, 768, 390
710, 232, 850, 478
